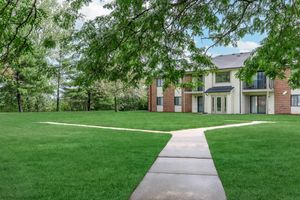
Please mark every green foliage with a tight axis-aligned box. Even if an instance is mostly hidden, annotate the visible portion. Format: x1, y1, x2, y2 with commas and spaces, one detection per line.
75, 0, 300, 87
0, 0, 46, 64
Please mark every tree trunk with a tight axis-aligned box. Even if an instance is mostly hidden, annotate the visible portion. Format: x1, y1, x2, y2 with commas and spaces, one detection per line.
56, 68, 61, 112
15, 71, 23, 112
87, 91, 91, 111
114, 96, 118, 112
16, 90, 23, 112
35, 96, 40, 112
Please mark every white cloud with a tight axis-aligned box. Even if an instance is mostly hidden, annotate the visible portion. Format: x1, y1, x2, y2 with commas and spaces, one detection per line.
80, 0, 113, 20
236, 40, 260, 53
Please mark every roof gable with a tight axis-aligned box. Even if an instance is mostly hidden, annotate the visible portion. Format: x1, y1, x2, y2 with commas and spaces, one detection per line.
212, 52, 251, 69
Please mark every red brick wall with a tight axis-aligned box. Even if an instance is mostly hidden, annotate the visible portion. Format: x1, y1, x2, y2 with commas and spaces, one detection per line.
148, 82, 157, 112
163, 86, 175, 112
182, 75, 192, 112
274, 71, 291, 114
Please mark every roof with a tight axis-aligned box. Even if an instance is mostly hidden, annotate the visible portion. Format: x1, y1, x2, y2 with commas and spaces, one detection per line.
212, 52, 251, 69
205, 86, 234, 93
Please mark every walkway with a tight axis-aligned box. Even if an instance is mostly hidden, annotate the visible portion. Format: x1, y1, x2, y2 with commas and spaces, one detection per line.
39, 120, 271, 200
130, 121, 270, 200
38, 122, 170, 134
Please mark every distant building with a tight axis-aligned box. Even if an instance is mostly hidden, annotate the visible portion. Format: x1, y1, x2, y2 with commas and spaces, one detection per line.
148, 52, 300, 114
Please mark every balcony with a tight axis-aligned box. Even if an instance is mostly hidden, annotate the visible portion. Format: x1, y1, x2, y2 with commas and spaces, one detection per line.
244, 79, 266, 89
243, 79, 274, 91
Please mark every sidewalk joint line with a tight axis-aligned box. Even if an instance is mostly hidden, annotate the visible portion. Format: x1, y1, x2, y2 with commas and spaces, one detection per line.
158, 156, 212, 160
148, 171, 218, 176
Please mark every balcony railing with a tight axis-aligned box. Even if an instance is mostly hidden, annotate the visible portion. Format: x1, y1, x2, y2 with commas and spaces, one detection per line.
243, 79, 274, 90
184, 86, 204, 93
244, 80, 266, 89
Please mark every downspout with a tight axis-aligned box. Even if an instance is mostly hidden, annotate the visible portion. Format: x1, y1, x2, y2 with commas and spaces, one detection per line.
239, 80, 242, 114
149, 85, 152, 112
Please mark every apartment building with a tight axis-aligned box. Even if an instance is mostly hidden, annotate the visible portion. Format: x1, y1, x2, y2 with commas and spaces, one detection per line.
148, 52, 300, 114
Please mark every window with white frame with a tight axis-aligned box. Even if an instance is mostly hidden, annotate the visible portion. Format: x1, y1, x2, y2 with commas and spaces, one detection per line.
215, 71, 231, 83
156, 97, 163, 105
291, 95, 300, 107
174, 97, 182, 106
156, 79, 163, 87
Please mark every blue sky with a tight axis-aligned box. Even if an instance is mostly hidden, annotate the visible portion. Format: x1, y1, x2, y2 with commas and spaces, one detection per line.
195, 33, 265, 57
79, 0, 266, 57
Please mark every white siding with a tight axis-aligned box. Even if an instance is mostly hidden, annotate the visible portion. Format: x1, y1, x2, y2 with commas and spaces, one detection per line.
192, 96, 198, 113
291, 107, 300, 114
157, 87, 163, 97
174, 88, 182, 96
157, 105, 163, 112
267, 93, 275, 114
204, 73, 213, 90
204, 95, 211, 114
203, 69, 241, 114
175, 106, 182, 112
291, 89, 300, 94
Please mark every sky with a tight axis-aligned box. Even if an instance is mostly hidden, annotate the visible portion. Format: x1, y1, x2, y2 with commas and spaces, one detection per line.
79, 0, 265, 57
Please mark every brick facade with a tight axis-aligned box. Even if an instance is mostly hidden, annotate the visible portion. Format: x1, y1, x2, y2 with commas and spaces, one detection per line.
163, 86, 175, 112
274, 71, 291, 114
148, 82, 157, 112
182, 75, 192, 112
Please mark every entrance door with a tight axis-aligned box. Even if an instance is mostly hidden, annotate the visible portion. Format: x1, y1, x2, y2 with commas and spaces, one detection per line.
197, 96, 204, 113
212, 96, 227, 114
216, 97, 222, 113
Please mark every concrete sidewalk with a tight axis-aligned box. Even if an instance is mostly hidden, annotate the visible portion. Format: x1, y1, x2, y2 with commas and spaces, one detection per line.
130, 121, 270, 200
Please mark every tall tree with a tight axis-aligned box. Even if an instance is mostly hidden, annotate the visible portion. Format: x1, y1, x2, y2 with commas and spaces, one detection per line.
0, 0, 71, 112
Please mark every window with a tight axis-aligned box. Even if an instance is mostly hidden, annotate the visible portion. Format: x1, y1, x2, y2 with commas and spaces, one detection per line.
216, 71, 230, 83
156, 97, 163, 106
156, 79, 163, 87
216, 97, 222, 112
291, 95, 300, 107
174, 97, 182, 106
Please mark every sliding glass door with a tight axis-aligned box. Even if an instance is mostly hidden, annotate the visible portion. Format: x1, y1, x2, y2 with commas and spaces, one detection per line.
250, 96, 266, 114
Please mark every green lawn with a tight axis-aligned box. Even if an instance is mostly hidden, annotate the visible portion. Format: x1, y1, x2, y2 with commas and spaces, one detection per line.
1, 111, 300, 200
2, 110, 300, 131
206, 121, 300, 200
0, 113, 171, 200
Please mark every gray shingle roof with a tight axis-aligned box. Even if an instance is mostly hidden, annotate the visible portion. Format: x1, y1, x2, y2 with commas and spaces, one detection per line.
212, 52, 251, 69
205, 86, 234, 93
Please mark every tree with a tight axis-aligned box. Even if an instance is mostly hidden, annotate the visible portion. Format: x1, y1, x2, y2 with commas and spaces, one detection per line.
0, 0, 70, 112
75, 0, 300, 88
0, 0, 46, 69
0, 49, 54, 112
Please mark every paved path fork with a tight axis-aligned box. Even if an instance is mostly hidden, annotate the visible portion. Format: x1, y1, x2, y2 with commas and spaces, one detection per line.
130, 121, 270, 200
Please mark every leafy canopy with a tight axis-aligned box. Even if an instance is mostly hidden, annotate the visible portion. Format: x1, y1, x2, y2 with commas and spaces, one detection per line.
76, 0, 300, 87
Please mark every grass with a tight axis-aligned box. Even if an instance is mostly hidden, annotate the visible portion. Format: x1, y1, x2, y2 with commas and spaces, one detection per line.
1, 111, 300, 200
0, 113, 171, 200
206, 121, 300, 200
2, 110, 300, 131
